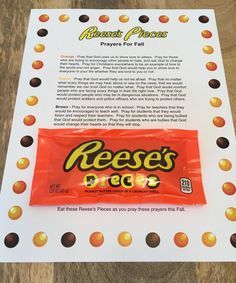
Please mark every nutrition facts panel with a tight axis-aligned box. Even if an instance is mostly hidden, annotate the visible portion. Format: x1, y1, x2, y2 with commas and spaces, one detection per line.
0, 9, 235, 262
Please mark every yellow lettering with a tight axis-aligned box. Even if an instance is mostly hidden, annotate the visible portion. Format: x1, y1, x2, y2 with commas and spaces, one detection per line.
157, 148, 178, 171
121, 174, 133, 189
83, 173, 98, 188
112, 151, 130, 169
64, 142, 177, 172
143, 151, 162, 170
128, 151, 145, 169
124, 26, 142, 41
109, 174, 121, 187
93, 151, 112, 169
79, 26, 98, 40
64, 140, 103, 171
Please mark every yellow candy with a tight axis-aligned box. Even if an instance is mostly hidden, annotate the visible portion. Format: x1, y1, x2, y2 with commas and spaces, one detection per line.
219, 159, 232, 171
210, 97, 222, 108
203, 45, 214, 54
179, 15, 189, 23
59, 14, 69, 22
118, 231, 132, 247
34, 44, 45, 53
119, 15, 129, 23
202, 232, 216, 247
33, 232, 48, 247
16, 158, 30, 169
225, 207, 236, 221
26, 96, 38, 106
8, 206, 23, 220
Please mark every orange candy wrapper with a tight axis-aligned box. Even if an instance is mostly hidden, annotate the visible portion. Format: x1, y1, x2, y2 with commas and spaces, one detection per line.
30, 128, 206, 205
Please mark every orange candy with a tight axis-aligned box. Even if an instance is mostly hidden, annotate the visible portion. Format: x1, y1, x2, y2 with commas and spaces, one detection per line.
89, 232, 104, 247
16, 158, 30, 170
26, 96, 38, 106
119, 15, 129, 23
23, 115, 36, 126
39, 14, 49, 22
99, 15, 109, 23
225, 207, 236, 221
159, 15, 169, 23
219, 159, 232, 171
174, 232, 189, 247
202, 232, 216, 247
210, 97, 222, 108
179, 15, 189, 23
206, 62, 217, 71
222, 182, 236, 195
202, 30, 212, 39
118, 231, 132, 247
12, 180, 27, 194
213, 116, 225, 127
203, 45, 214, 54
32, 60, 44, 70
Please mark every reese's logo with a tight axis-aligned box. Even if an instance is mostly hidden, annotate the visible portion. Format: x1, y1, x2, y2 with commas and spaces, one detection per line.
63, 140, 178, 172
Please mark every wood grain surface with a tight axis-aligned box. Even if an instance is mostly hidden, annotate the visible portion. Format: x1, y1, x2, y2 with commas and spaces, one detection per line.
0, 0, 235, 282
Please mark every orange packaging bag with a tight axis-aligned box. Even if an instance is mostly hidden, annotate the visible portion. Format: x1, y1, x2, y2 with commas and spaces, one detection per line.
30, 128, 206, 205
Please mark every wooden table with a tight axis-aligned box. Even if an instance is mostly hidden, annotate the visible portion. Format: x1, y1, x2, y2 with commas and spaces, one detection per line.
0, 0, 235, 282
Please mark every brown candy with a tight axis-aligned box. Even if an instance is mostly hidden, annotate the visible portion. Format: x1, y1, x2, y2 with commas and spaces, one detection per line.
29, 78, 41, 87
216, 137, 229, 149
199, 15, 209, 23
139, 15, 149, 23
209, 79, 220, 89
79, 15, 89, 23
4, 233, 19, 248
37, 29, 48, 37
145, 232, 160, 248
230, 233, 236, 248
61, 232, 76, 247
20, 136, 34, 147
